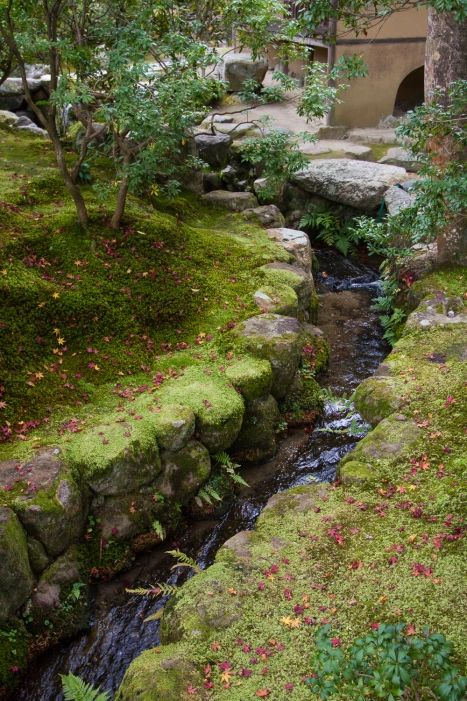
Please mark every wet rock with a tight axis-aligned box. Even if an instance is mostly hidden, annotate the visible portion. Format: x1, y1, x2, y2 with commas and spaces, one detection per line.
155, 441, 211, 505
384, 184, 415, 216
219, 53, 268, 92
292, 159, 409, 211
92, 489, 163, 541
253, 283, 298, 316
65, 417, 161, 496
27, 537, 51, 574
230, 314, 303, 398
353, 375, 401, 426
266, 227, 312, 273
116, 644, 203, 701
379, 146, 421, 172
224, 357, 273, 401
0, 507, 34, 622
13, 449, 86, 557
30, 546, 82, 612
280, 371, 323, 426
201, 189, 258, 212
232, 394, 280, 462
243, 204, 285, 227
194, 133, 232, 169
152, 404, 196, 452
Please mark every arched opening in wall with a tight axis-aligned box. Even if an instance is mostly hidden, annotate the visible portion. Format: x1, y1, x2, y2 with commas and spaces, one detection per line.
393, 66, 424, 115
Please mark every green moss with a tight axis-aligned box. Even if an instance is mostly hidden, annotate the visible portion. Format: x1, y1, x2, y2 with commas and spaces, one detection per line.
280, 372, 323, 424
0, 131, 286, 451
0, 620, 29, 690
224, 357, 272, 401
254, 283, 299, 316
116, 643, 203, 701
151, 366, 245, 452
259, 265, 305, 290
338, 459, 374, 485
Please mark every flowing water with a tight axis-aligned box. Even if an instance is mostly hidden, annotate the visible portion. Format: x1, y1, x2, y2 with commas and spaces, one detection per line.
16, 249, 388, 701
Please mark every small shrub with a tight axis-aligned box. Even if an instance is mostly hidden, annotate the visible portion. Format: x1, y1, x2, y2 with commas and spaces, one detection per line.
307, 623, 466, 701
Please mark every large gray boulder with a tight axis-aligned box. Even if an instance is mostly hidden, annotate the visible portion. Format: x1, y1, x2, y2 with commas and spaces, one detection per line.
266, 227, 312, 272
0, 109, 20, 126
194, 133, 232, 169
219, 53, 268, 92
201, 189, 258, 212
292, 159, 409, 211
0, 507, 34, 621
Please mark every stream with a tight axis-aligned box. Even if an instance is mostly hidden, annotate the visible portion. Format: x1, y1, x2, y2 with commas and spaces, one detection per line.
16, 249, 388, 701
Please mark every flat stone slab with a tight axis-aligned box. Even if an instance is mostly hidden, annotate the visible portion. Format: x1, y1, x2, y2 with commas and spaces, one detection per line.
299, 140, 373, 160
292, 159, 410, 211
201, 190, 258, 212
347, 128, 397, 144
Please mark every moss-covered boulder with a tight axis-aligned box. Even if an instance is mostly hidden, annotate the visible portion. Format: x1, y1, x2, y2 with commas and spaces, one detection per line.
341, 414, 421, 468
155, 441, 211, 504
0, 507, 34, 621
65, 416, 161, 496
301, 323, 330, 374
116, 644, 203, 701
353, 375, 401, 426
151, 405, 196, 452
155, 368, 244, 452
260, 262, 314, 318
266, 227, 312, 273
27, 537, 51, 574
253, 283, 299, 316
281, 371, 323, 426
229, 314, 304, 399
338, 459, 374, 485
92, 488, 165, 541
160, 563, 243, 644
232, 394, 280, 462
224, 357, 272, 401
13, 450, 85, 558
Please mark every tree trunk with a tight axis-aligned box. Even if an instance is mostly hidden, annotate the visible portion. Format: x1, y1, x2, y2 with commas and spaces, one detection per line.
110, 177, 129, 229
49, 128, 89, 228
425, 9, 467, 265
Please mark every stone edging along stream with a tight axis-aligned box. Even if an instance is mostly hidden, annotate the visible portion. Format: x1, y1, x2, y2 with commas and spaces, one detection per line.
0, 222, 329, 682
116, 270, 466, 700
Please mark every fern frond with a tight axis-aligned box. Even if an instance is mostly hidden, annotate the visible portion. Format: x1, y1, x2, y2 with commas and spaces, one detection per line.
61, 673, 110, 701
144, 608, 165, 623
126, 582, 178, 598
228, 471, 249, 487
166, 549, 201, 573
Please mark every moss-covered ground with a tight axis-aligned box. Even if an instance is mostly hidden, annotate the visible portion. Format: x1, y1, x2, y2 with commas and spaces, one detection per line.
119, 268, 466, 700
0, 130, 288, 464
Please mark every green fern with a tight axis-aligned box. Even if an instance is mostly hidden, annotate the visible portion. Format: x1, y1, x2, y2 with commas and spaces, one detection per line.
126, 582, 178, 598
166, 549, 201, 574
214, 451, 249, 487
61, 673, 110, 701
144, 608, 165, 623
195, 485, 222, 506
151, 520, 166, 540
